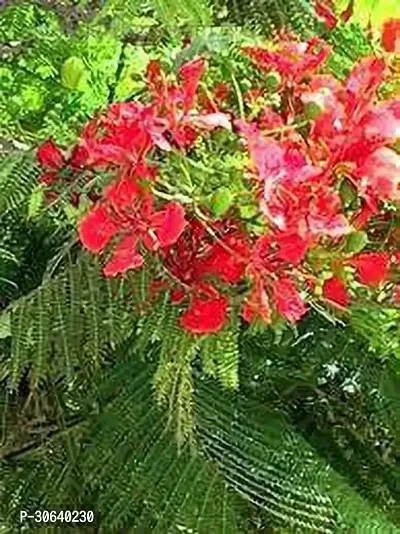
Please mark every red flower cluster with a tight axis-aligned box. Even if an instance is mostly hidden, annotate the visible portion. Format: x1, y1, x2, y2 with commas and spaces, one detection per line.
37, 139, 89, 205
36, 34, 400, 335
78, 173, 187, 276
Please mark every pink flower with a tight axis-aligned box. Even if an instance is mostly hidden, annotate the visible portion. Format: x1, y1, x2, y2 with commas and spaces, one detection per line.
272, 277, 308, 323
355, 147, 400, 203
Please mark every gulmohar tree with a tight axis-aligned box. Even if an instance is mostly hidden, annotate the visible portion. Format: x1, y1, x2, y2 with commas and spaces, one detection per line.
0, 1, 399, 532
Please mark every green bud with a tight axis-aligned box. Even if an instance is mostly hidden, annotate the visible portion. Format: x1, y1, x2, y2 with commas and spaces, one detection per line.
247, 220, 265, 236
345, 231, 368, 254
304, 101, 324, 120
394, 138, 400, 154
209, 187, 235, 217
239, 204, 259, 219
61, 57, 85, 90
265, 71, 281, 91
340, 179, 357, 207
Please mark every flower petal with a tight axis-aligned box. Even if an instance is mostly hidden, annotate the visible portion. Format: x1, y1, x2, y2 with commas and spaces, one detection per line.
179, 57, 206, 112
322, 276, 350, 307
78, 205, 118, 253
151, 201, 187, 248
103, 235, 144, 277
351, 252, 390, 287
37, 140, 65, 170
382, 18, 400, 53
272, 277, 308, 323
180, 292, 228, 334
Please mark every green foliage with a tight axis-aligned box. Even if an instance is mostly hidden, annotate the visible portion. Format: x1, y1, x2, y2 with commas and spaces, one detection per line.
214, 0, 318, 37
334, 0, 400, 29
1, 2, 400, 532
0, 0, 208, 146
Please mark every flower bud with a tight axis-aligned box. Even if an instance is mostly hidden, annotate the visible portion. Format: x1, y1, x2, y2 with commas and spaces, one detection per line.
345, 231, 368, 254
265, 71, 281, 91
209, 187, 234, 217
304, 100, 324, 120
61, 57, 85, 90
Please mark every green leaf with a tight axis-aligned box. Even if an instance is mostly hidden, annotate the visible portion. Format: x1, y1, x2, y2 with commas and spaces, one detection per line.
28, 185, 45, 219
239, 204, 258, 219
209, 187, 235, 217
345, 231, 368, 254
340, 178, 357, 207
64, 203, 80, 223
265, 71, 281, 92
0, 312, 11, 339
61, 57, 85, 90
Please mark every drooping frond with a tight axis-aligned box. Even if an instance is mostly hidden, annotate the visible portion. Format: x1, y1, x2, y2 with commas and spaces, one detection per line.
0, 152, 40, 216
1, 253, 149, 390
214, 0, 318, 37
1, 351, 398, 532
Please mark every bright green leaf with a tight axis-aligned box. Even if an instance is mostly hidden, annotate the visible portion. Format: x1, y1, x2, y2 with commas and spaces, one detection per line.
0, 312, 11, 339
61, 57, 85, 90
28, 185, 45, 219
209, 187, 235, 217
345, 231, 369, 254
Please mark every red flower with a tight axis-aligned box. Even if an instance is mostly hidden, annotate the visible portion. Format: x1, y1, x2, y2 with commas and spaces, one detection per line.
104, 173, 142, 210
180, 289, 228, 334
382, 19, 400, 53
351, 252, 390, 287
195, 233, 249, 284
37, 140, 65, 170
242, 278, 271, 324
78, 205, 119, 253
38, 172, 58, 186
81, 102, 166, 170
103, 235, 144, 277
345, 58, 386, 118
148, 201, 188, 250
314, 0, 337, 29
275, 233, 309, 265
243, 37, 330, 82
179, 57, 206, 112
322, 276, 350, 307
272, 277, 308, 323
78, 172, 186, 276
69, 144, 89, 170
